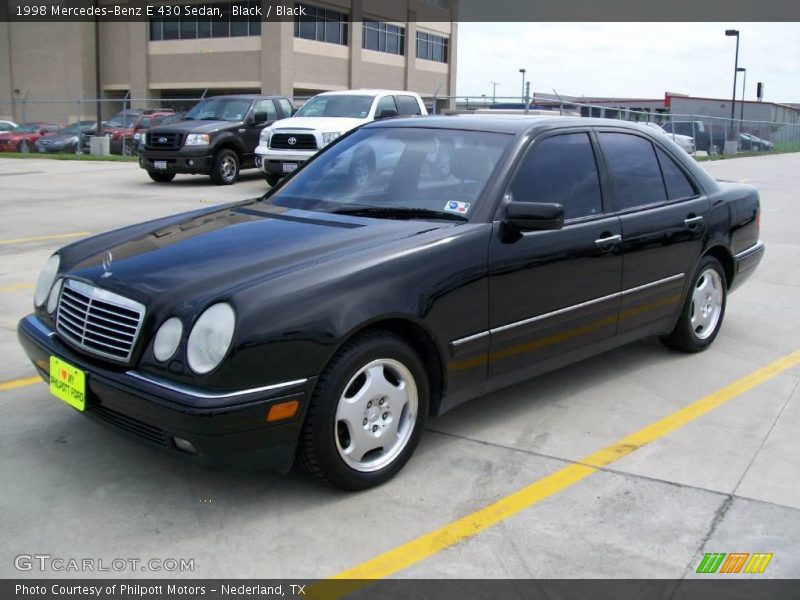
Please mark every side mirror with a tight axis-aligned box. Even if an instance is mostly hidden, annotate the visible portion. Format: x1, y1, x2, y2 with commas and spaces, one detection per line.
506, 202, 564, 231
376, 108, 398, 120
253, 111, 269, 125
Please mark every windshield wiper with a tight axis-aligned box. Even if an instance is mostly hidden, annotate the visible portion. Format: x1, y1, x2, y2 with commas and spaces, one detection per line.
332, 206, 468, 222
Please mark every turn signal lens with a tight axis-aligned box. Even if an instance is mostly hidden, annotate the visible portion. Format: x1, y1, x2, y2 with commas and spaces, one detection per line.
266, 400, 299, 422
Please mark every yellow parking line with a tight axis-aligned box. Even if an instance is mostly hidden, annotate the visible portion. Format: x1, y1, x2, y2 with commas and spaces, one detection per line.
0, 376, 42, 392
0, 232, 90, 245
316, 349, 800, 590
0, 282, 33, 292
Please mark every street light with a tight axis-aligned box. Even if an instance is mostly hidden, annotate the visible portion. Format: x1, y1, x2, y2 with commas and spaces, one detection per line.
725, 29, 740, 123
737, 67, 747, 122
519, 68, 526, 105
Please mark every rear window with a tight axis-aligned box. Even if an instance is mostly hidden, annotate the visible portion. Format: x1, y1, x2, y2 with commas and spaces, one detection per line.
599, 133, 667, 211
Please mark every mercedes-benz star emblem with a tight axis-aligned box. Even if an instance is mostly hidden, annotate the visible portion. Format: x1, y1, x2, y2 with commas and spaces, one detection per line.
287, 137, 297, 146
101, 251, 113, 278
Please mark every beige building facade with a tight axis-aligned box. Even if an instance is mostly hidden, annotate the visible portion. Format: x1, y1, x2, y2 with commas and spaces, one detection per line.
0, 0, 457, 123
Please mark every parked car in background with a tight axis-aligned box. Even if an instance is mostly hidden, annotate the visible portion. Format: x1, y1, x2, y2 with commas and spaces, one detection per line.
0, 122, 62, 153
644, 122, 695, 154
35, 121, 97, 154
661, 120, 726, 155
113, 112, 174, 155
19, 116, 764, 490
139, 95, 293, 184
99, 109, 174, 154
739, 133, 774, 152
255, 90, 427, 186
0, 120, 18, 133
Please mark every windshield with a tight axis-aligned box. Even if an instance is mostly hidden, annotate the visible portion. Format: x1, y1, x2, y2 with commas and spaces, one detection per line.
184, 98, 252, 122
106, 111, 141, 128
62, 122, 91, 134
13, 123, 42, 133
266, 127, 512, 219
294, 95, 375, 119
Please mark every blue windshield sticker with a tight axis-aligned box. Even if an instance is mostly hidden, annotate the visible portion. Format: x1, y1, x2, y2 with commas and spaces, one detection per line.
444, 201, 471, 214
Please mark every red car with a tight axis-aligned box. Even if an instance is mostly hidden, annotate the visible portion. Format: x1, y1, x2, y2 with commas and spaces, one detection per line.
0, 122, 62, 153
100, 110, 174, 155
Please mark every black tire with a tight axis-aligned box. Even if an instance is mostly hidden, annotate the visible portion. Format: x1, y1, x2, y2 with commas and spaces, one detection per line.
708, 143, 720, 157
19, 140, 31, 153
147, 171, 175, 183
210, 148, 239, 185
265, 173, 280, 187
660, 255, 727, 353
122, 138, 135, 157
297, 331, 429, 491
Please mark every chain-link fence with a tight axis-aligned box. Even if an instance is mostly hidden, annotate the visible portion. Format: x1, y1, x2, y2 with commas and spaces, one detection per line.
1, 94, 798, 159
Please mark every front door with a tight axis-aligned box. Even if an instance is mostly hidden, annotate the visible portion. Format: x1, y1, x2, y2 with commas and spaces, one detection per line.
488, 130, 623, 389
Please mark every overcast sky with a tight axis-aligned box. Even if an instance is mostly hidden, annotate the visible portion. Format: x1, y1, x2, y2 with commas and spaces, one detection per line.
455, 23, 800, 103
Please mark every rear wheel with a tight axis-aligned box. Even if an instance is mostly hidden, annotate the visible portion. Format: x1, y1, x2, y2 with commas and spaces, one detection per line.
298, 331, 429, 491
147, 171, 175, 183
210, 149, 239, 185
660, 255, 727, 353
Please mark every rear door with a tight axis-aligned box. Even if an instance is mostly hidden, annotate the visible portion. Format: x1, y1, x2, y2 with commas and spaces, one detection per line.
487, 129, 622, 386
595, 129, 709, 335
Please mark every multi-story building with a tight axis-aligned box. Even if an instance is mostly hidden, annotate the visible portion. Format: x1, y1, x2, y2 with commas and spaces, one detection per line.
0, 0, 457, 122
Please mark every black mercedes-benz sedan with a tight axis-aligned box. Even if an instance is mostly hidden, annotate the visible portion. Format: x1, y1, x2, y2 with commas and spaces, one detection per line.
18, 115, 764, 490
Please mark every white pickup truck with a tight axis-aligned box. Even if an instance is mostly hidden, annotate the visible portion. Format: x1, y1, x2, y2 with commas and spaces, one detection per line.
255, 89, 427, 186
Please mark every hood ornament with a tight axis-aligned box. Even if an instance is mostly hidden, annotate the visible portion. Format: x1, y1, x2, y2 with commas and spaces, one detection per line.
101, 251, 113, 278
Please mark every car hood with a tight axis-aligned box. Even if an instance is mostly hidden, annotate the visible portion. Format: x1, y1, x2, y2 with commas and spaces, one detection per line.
59, 200, 449, 313
148, 120, 237, 134
270, 116, 367, 134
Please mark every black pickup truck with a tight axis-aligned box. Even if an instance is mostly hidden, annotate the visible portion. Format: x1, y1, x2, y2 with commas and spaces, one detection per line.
139, 95, 295, 185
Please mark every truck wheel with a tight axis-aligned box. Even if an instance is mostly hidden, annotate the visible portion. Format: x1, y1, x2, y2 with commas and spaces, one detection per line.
18, 140, 31, 153
265, 173, 280, 187
708, 144, 720, 157
210, 149, 239, 185
660, 255, 727, 353
147, 171, 175, 183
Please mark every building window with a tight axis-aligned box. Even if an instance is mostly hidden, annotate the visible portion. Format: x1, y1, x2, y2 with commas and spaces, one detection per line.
362, 20, 405, 55
294, 2, 348, 45
416, 31, 448, 63
149, 1, 261, 40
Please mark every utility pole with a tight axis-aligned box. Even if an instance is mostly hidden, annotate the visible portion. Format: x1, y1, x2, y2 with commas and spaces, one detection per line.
489, 81, 500, 105
524, 81, 530, 114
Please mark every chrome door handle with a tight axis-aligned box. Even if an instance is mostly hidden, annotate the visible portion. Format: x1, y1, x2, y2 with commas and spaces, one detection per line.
684, 216, 704, 227
595, 234, 621, 247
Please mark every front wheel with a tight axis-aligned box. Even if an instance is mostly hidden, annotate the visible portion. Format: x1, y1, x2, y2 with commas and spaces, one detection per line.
147, 171, 175, 183
265, 173, 280, 187
298, 331, 429, 491
210, 149, 240, 185
660, 255, 727, 353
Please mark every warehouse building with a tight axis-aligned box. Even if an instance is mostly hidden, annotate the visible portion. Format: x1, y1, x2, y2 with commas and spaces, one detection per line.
0, 0, 457, 122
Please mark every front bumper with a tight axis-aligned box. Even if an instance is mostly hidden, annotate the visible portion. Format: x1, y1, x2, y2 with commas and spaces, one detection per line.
731, 241, 765, 292
139, 150, 214, 175
255, 145, 314, 175
17, 314, 312, 471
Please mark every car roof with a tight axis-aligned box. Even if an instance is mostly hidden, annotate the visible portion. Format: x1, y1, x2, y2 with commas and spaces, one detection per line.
205, 94, 288, 100
314, 89, 422, 97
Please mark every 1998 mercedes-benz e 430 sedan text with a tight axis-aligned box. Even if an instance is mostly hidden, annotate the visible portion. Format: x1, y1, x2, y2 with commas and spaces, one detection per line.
19, 116, 764, 490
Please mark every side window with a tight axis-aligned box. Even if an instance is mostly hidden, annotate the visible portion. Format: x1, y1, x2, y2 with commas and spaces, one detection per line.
375, 95, 397, 117
599, 133, 667, 210
509, 133, 603, 220
655, 147, 696, 200
277, 98, 294, 117
139, 117, 152, 129
43, 125, 60, 133
396, 95, 422, 116
253, 99, 278, 122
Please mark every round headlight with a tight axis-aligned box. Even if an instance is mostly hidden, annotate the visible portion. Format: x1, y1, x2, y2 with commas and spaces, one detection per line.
153, 317, 184, 362
46, 279, 63, 314
34, 254, 60, 307
186, 303, 236, 374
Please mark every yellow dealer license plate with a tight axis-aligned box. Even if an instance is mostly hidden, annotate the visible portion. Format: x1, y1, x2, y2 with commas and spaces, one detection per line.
49, 356, 86, 412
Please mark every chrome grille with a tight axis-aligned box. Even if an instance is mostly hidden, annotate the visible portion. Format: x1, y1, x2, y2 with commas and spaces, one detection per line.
56, 280, 145, 363
270, 133, 317, 150
146, 131, 182, 150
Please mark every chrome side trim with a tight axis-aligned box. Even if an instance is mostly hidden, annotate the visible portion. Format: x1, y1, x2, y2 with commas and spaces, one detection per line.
451, 273, 686, 342
450, 331, 490, 348
620, 273, 685, 296
126, 371, 308, 400
733, 241, 765, 261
